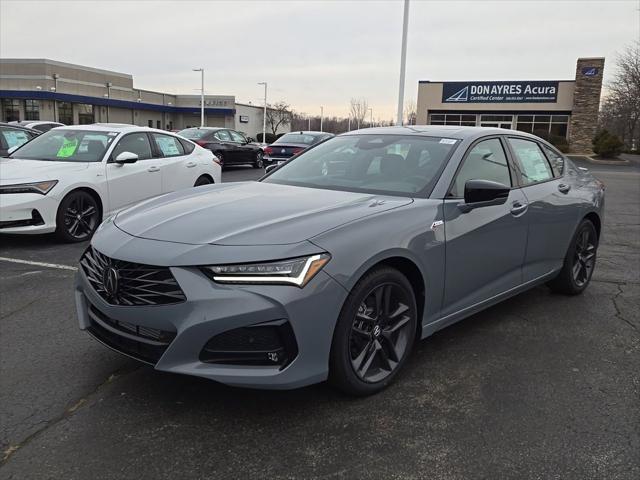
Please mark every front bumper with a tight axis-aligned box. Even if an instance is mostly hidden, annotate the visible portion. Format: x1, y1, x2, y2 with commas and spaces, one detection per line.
0, 192, 58, 234
75, 242, 347, 390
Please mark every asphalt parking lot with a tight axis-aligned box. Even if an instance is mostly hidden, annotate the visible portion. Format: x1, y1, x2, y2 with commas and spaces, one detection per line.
1, 160, 638, 480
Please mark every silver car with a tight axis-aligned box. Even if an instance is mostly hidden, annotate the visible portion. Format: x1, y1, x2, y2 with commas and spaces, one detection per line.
75, 126, 605, 395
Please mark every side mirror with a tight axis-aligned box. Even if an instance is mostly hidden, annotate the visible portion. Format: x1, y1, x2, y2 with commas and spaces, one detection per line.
114, 151, 139, 164
265, 164, 278, 174
462, 179, 510, 209
7, 146, 19, 155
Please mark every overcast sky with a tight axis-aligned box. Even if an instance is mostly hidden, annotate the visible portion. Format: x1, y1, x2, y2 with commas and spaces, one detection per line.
1, 0, 638, 120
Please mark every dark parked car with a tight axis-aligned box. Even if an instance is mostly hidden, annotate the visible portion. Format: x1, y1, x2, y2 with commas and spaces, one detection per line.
10, 121, 64, 133
0, 122, 40, 156
177, 127, 264, 168
76, 126, 605, 395
264, 131, 334, 165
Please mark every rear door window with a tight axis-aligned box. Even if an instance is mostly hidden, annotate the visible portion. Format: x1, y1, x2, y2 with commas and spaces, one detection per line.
214, 130, 231, 142
152, 133, 185, 157
508, 138, 554, 185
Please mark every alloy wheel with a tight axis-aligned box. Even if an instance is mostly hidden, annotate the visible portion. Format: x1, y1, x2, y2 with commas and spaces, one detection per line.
63, 193, 99, 240
255, 151, 264, 168
573, 226, 596, 287
349, 282, 414, 383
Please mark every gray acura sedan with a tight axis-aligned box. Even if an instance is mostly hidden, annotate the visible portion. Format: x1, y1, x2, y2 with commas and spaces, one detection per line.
75, 126, 604, 395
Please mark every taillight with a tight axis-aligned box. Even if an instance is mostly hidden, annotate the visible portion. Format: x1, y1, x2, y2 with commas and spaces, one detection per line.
264, 146, 273, 155
196, 140, 208, 147
292, 147, 304, 154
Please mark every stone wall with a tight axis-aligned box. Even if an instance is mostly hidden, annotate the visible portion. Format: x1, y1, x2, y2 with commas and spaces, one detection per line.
569, 58, 605, 153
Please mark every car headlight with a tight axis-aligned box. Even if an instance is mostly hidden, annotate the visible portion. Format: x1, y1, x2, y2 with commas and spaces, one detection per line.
203, 254, 331, 287
0, 180, 58, 195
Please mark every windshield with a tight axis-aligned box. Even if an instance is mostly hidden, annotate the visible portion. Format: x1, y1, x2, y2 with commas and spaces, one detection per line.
10, 129, 116, 162
263, 134, 458, 197
177, 128, 214, 140
274, 133, 322, 145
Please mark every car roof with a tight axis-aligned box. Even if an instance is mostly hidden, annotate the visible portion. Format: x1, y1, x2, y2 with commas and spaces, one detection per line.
13, 120, 63, 126
0, 122, 41, 133
341, 125, 543, 142
282, 131, 333, 136
52, 123, 180, 135
179, 126, 224, 131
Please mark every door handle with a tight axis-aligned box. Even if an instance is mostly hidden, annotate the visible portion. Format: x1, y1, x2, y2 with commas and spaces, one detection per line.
186, 162, 196, 168
510, 201, 528, 216
558, 183, 571, 194
147, 166, 160, 172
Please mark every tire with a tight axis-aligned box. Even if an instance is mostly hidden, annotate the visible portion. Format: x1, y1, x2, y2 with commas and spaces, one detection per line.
547, 219, 598, 295
329, 266, 418, 396
55, 190, 101, 243
253, 150, 264, 169
194, 175, 213, 187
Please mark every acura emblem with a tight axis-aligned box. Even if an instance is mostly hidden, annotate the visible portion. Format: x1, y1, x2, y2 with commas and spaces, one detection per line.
281, 148, 286, 153
103, 267, 119, 298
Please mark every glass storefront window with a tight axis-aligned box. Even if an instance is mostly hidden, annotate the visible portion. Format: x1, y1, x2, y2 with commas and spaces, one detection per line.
77, 104, 94, 124
25, 100, 40, 120
429, 113, 477, 126
515, 114, 569, 139
2, 99, 21, 122
58, 102, 73, 125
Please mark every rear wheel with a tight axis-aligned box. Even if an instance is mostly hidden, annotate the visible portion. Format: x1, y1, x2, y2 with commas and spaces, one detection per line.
194, 175, 213, 187
55, 190, 100, 243
253, 150, 264, 169
547, 219, 598, 295
330, 267, 417, 396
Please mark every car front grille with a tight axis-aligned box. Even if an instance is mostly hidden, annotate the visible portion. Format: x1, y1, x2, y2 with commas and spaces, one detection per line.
80, 246, 186, 306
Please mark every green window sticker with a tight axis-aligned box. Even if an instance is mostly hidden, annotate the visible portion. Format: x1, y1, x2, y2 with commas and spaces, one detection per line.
57, 137, 79, 158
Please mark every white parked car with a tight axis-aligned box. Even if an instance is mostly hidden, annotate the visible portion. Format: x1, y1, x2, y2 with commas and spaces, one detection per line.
0, 124, 221, 242
9, 120, 65, 133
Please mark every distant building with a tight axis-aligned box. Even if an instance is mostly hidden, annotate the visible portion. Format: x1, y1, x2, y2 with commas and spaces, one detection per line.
0, 58, 290, 138
416, 57, 605, 153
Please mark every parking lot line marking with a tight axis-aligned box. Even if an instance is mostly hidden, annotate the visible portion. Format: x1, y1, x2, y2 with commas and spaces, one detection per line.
0, 256, 77, 271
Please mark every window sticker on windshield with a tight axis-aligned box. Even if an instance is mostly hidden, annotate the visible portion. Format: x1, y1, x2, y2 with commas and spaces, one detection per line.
56, 137, 79, 157
439, 138, 457, 144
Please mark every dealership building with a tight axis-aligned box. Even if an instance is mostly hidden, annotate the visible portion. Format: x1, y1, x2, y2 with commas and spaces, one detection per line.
0, 58, 288, 138
416, 58, 605, 153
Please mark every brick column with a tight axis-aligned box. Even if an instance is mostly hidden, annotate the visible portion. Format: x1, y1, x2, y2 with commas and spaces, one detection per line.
569, 57, 605, 153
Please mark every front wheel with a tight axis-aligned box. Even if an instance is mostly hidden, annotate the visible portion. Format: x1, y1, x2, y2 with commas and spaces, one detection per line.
547, 218, 598, 295
329, 267, 418, 396
194, 175, 213, 187
253, 150, 264, 169
55, 190, 100, 243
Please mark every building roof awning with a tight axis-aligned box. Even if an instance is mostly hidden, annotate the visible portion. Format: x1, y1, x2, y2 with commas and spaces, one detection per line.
0, 90, 236, 115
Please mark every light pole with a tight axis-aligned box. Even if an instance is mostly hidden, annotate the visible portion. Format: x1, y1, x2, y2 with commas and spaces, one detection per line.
52, 73, 59, 122
308, 115, 311, 130
368, 107, 373, 128
348, 116, 351, 131
258, 82, 267, 144
320, 106, 324, 132
396, 0, 410, 126
193, 68, 204, 127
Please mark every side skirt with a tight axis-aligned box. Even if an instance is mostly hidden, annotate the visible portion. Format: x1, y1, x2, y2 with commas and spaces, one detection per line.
420, 268, 559, 339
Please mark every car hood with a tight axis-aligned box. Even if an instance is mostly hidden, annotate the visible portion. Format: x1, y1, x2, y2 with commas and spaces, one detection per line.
114, 181, 413, 246
0, 158, 90, 184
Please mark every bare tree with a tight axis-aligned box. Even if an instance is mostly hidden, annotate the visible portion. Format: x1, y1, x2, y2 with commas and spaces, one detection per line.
349, 98, 369, 129
265, 101, 292, 135
404, 98, 417, 126
600, 42, 640, 149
